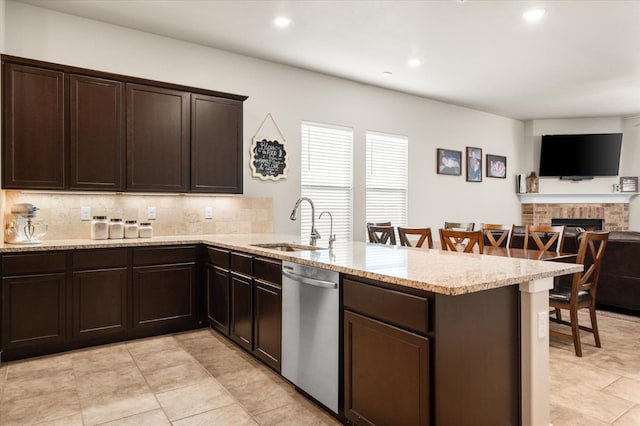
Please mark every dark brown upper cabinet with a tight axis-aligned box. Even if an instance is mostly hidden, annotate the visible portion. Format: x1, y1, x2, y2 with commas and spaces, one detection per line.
191, 94, 243, 193
2, 63, 65, 189
1, 55, 247, 194
126, 84, 190, 192
69, 74, 125, 190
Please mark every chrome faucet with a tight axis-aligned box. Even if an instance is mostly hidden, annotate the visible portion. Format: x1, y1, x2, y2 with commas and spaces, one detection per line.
290, 197, 321, 246
319, 211, 336, 249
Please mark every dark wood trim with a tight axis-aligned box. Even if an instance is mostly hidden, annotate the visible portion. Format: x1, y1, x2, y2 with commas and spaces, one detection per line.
1, 54, 248, 101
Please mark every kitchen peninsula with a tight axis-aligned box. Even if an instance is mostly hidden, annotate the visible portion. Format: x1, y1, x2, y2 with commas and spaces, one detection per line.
0, 234, 580, 426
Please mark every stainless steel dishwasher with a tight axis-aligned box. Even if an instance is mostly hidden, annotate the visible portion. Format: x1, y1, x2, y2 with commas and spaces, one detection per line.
281, 261, 340, 414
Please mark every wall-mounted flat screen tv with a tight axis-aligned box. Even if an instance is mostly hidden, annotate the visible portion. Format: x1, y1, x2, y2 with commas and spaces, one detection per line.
539, 133, 623, 179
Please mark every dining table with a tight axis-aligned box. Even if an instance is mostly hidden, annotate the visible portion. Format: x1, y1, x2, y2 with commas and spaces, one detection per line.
482, 246, 578, 263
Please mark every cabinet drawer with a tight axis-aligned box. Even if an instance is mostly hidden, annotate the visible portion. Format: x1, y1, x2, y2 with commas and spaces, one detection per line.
343, 278, 429, 335
73, 248, 129, 270
254, 257, 281, 286
206, 247, 230, 269
2, 252, 67, 276
230, 252, 252, 276
133, 246, 196, 266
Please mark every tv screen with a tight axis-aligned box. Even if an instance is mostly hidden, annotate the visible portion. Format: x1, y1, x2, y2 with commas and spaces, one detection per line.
539, 133, 623, 177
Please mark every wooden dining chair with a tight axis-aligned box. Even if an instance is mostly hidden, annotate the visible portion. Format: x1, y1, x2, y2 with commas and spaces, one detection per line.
481, 224, 514, 248
367, 221, 392, 243
444, 221, 475, 231
439, 229, 484, 253
524, 225, 566, 252
398, 227, 434, 249
368, 225, 397, 245
549, 231, 609, 357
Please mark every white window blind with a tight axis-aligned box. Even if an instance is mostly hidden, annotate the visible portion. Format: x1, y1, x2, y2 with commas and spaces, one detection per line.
300, 122, 353, 243
366, 131, 408, 228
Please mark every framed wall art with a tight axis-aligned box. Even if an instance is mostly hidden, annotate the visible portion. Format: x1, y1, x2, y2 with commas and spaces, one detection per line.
486, 154, 507, 178
620, 176, 638, 192
466, 147, 482, 182
437, 148, 462, 176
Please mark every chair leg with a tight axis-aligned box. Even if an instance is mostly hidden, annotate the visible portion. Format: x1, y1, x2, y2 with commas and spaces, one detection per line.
555, 308, 562, 321
589, 305, 601, 348
570, 308, 582, 357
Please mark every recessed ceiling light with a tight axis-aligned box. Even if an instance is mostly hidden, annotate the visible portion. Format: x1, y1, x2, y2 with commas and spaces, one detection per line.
382, 71, 393, 77
523, 8, 546, 22
408, 58, 422, 68
274, 16, 291, 28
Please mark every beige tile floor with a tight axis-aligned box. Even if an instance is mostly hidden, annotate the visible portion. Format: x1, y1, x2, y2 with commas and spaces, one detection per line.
0, 309, 638, 425
549, 310, 640, 426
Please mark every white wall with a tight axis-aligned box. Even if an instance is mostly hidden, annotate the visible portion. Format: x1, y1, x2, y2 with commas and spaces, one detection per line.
4, 2, 526, 241
622, 116, 640, 230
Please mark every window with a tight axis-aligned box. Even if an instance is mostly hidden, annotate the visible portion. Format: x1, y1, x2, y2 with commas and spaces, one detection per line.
300, 122, 353, 243
366, 131, 408, 228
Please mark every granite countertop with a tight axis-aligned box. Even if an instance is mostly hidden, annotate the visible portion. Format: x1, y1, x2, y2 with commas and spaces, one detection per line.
0, 234, 582, 296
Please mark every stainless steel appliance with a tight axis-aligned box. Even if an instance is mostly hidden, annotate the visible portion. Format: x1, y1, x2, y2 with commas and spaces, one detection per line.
281, 261, 340, 414
4, 203, 48, 244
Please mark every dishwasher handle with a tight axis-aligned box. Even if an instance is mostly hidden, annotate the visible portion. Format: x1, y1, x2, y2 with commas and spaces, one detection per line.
282, 270, 338, 289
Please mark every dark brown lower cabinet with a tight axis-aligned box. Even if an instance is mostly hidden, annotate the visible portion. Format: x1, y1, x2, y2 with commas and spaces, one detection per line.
72, 268, 128, 339
230, 272, 253, 351
206, 263, 230, 335
253, 279, 281, 371
133, 263, 197, 329
1, 273, 68, 350
344, 310, 430, 426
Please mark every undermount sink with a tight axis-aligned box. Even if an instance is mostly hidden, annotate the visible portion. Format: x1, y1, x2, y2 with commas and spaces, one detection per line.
251, 242, 325, 252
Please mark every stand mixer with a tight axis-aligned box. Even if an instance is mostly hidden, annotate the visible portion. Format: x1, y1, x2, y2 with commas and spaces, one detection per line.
4, 203, 48, 244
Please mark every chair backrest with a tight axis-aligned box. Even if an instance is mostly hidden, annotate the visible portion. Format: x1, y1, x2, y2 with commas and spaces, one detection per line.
444, 221, 475, 231
571, 231, 609, 299
367, 221, 392, 243
368, 225, 397, 245
481, 224, 514, 248
524, 225, 566, 252
439, 229, 484, 253
398, 227, 433, 249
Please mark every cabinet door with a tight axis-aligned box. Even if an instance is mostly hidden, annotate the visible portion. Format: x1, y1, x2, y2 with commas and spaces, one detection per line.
253, 279, 281, 371
344, 310, 430, 426
3, 64, 65, 189
207, 263, 230, 335
132, 263, 196, 329
69, 74, 124, 190
1, 273, 67, 349
191, 94, 243, 193
230, 272, 253, 351
126, 83, 190, 192
72, 268, 128, 339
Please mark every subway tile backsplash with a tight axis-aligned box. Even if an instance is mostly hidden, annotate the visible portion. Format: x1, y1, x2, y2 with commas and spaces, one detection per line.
3, 191, 273, 240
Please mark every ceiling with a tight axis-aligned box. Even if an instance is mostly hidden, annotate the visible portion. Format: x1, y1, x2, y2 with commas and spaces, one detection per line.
16, 0, 640, 121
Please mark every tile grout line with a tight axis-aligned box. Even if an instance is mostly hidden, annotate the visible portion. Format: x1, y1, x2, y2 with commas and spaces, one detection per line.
126, 338, 174, 425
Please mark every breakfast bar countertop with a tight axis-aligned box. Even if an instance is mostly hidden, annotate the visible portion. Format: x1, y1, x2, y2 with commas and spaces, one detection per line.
0, 233, 582, 296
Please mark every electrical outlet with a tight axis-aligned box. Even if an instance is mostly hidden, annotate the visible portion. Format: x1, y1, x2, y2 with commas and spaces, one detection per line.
204, 206, 213, 220
147, 206, 157, 220
538, 311, 549, 339
81, 206, 91, 221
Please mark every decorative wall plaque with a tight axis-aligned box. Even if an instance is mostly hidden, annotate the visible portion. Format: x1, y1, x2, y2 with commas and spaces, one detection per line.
250, 113, 288, 180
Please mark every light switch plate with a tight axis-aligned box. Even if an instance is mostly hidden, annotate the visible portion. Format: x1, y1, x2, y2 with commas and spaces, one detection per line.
538, 311, 549, 339
81, 206, 91, 221
147, 206, 157, 220
204, 206, 213, 220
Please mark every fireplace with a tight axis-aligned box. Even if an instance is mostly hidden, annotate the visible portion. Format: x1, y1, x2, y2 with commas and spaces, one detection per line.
551, 218, 603, 231
521, 199, 629, 231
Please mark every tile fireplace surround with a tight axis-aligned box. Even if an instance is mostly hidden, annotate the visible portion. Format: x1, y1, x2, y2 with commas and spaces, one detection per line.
520, 194, 634, 231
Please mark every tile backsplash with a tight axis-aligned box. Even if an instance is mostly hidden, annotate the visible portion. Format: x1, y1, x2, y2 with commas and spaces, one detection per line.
2, 191, 272, 240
